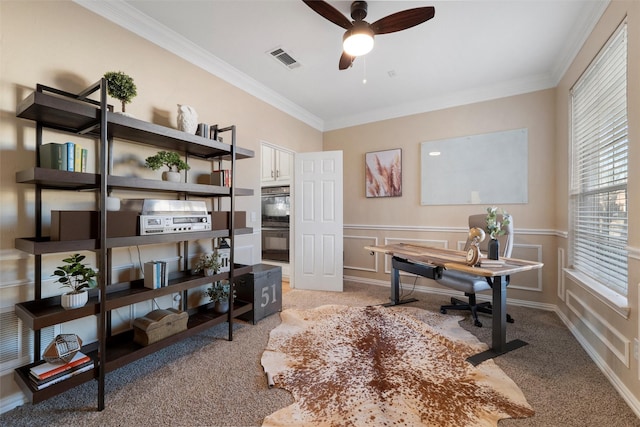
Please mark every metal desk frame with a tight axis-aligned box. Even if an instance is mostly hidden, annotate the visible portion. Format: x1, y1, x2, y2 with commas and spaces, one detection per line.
368, 243, 542, 365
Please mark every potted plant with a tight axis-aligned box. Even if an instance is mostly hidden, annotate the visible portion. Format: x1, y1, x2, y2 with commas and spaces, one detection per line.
144, 150, 190, 182
485, 207, 511, 260
53, 254, 97, 310
193, 250, 222, 277
103, 71, 137, 115
204, 280, 235, 314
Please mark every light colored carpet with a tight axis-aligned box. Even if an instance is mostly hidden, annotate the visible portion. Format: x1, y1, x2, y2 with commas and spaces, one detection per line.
261, 304, 533, 426
1, 281, 639, 426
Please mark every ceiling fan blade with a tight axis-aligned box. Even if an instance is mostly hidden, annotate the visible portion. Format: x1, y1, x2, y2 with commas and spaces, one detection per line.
303, 0, 352, 30
339, 52, 355, 70
371, 6, 435, 35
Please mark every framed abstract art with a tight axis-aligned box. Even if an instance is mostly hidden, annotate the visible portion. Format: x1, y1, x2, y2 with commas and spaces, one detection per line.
365, 149, 402, 198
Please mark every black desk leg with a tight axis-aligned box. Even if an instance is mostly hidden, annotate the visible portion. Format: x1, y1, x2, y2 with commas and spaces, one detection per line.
382, 257, 418, 306
467, 275, 527, 365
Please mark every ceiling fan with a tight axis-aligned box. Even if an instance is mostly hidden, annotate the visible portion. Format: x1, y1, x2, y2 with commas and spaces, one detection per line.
302, 1, 435, 70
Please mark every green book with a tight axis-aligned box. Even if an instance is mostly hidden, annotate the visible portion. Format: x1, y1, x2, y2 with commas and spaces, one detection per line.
39, 143, 66, 170
74, 144, 82, 172
81, 148, 88, 172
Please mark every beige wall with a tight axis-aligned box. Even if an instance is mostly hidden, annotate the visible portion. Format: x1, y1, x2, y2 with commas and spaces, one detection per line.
325, 89, 558, 306
0, 1, 321, 411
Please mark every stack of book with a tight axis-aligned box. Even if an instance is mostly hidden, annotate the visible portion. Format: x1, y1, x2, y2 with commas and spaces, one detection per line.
210, 169, 231, 187
29, 352, 94, 390
144, 261, 169, 289
39, 142, 88, 172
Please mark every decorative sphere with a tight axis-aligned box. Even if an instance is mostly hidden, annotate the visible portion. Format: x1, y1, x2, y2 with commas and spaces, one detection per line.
469, 227, 486, 243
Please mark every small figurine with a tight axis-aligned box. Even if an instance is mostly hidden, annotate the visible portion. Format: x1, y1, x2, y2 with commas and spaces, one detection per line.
177, 104, 198, 134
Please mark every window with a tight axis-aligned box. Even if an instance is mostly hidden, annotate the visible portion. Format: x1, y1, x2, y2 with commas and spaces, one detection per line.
570, 21, 628, 296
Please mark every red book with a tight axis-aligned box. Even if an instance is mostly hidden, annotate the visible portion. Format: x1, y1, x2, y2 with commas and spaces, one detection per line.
29, 352, 91, 380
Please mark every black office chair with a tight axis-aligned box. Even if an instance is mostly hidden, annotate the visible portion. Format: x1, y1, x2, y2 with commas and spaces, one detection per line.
438, 214, 514, 327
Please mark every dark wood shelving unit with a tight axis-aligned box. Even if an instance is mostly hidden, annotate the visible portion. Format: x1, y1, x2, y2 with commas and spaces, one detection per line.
13, 81, 255, 411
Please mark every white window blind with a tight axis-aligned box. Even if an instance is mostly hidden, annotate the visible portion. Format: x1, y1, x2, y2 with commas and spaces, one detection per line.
570, 21, 628, 296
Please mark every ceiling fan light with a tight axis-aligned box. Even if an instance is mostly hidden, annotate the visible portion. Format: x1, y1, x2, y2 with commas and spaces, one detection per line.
343, 27, 374, 57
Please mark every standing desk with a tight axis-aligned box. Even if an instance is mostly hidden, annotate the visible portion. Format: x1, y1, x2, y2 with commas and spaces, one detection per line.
365, 243, 543, 365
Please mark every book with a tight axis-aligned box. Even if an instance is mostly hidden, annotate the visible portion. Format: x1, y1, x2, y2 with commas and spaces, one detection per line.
81, 148, 88, 172
39, 143, 66, 170
30, 358, 93, 385
144, 261, 168, 289
65, 142, 75, 171
480, 259, 505, 267
74, 143, 82, 172
29, 351, 90, 380
144, 261, 158, 289
31, 362, 94, 390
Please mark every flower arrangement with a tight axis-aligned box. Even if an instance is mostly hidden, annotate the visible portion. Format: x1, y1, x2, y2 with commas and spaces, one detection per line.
53, 254, 97, 294
204, 280, 235, 303
193, 250, 222, 275
485, 207, 511, 240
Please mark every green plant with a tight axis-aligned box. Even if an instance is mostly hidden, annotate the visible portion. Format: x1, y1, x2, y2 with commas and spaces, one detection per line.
144, 151, 190, 173
204, 280, 235, 303
485, 206, 511, 239
104, 71, 137, 113
53, 254, 97, 294
194, 250, 222, 274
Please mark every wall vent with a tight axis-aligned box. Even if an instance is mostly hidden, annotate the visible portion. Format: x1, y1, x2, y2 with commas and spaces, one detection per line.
268, 47, 301, 70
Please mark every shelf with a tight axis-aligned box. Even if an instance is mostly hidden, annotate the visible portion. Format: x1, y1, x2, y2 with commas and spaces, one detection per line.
16, 168, 254, 197
15, 228, 253, 254
17, 90, 254, 160
13, 298, 253, 403
14, 265, 253, 330
15, 82, 254, 411
13, 343, 99, 404
103, 301, 252, 372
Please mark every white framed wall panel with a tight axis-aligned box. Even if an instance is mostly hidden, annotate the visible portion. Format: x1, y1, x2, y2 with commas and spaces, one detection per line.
344, 235, 378, 272
509, 244, 543, 292
566, 289, 630, 367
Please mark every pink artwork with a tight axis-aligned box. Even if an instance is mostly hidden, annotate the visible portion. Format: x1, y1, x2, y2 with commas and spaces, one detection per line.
365, 149, 402, 198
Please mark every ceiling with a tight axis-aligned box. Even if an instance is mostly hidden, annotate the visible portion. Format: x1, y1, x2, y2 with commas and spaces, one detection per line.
76, 0, 608, 131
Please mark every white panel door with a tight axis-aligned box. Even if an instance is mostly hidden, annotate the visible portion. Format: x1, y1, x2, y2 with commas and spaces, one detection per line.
293, 151, 343, 291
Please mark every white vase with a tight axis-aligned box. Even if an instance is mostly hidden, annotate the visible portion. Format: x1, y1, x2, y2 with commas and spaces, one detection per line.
204, 268, 215, 277
61, 291, 88, 310
177, 104, 198, 134
162, 171, 181, 182
214, 300, 229, 314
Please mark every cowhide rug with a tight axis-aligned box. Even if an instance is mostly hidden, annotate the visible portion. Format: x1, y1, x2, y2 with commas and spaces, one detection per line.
261, 305, 533, 427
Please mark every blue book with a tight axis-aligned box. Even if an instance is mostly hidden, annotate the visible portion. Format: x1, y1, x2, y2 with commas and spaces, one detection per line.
65, 142, 75, 171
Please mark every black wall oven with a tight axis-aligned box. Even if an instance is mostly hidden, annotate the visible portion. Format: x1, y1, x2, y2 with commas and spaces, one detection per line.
261, 186, 290, 262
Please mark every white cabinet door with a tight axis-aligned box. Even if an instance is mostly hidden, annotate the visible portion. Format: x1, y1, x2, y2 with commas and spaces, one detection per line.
261, 144, 292, 185
261, 144, 276, 184
275, 150, 292, 183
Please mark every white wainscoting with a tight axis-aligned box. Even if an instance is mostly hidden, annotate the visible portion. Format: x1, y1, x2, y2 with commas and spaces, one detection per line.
566, 289, 630, 367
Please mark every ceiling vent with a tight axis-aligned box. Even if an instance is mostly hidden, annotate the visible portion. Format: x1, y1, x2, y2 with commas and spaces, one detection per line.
268, 47, 301, 70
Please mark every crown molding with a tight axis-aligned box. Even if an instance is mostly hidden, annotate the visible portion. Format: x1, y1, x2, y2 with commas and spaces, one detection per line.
73, 0, 324, 131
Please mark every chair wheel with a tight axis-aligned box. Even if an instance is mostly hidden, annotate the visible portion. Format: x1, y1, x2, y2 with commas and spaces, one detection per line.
474, 320, 483, 327
440, 308, 447, 314
507, 315, 514, 323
